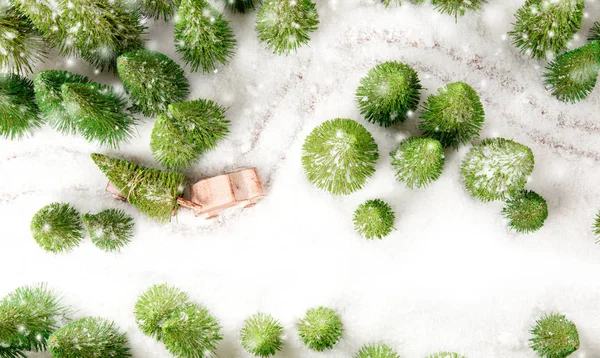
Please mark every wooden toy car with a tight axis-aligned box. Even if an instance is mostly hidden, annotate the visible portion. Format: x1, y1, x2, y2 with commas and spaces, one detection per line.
105, 167, 265, 220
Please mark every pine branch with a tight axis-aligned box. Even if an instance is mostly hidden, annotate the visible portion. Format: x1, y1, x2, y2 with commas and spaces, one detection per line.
12, 0, 65, 47
302, 118, 379, 195
509, 0, 585, 60
134, 284, 192, 340
137, 0, 181, 20
298, 307, 343, 352
219, 0, 259, 13
502, 190, 548, 233
82, 209, 135, 252
355, 61, 422, 127
543, 41, 600, 103
589, 22, 600, 42
420, 82, 485, 149
431, 0, 488, 20
162, 303, 222, 358
0, 73, 42, 140
353, 199, 395, 240
30, 202, 84, 253
256, 0, 319, 55
0, 7, 47, 74
117, 50, 190, 117
150, 99, 229, 170
240, 313, 284, 357
175, 0, 236, 72
529, 313, 579, 358
354, 343, 400, 358
390, 137, 445, 189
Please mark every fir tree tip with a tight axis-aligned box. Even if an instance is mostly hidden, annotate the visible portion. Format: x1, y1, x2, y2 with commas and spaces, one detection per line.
134, 283, 191, 340
354, 343, 401, 358
502, 190, 548, 233
353, 199, 396, 240
391, 137, 445, 189
240, 312, 284, 357
426, 352, 466, 358
298, 306, 343, 351
529, 313, 579, 358
30, 202, 84, 254
0, 73, 42, 140
82, 209, 135, 252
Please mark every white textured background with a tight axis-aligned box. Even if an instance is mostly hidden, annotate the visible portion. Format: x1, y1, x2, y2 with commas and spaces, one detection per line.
2, 0, 600, 357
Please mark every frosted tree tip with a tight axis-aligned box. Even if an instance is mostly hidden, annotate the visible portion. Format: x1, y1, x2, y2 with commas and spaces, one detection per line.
353, 199, 395, 240
354, 343, 401, 357
240, 312, 284, 357
0, 73, 42, 140
502, 190, 548, 233
82, 209, 135, 252
161, 303, 222, 357
30, 202, 84, 253
529, 313, 579, 358
298, 306, 343, 351
431, 0, 488, 19
391, 137, 445, 189
134, 283, 191, 340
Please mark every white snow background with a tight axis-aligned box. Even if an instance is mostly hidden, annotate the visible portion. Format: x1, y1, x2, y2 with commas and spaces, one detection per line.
2, 0, 600, 356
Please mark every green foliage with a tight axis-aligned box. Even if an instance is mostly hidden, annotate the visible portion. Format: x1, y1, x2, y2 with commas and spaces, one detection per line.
353, 199, 395, 240
509, 0, 585, 60
0, 7, 46, 74
589, 22, 600, 42
502, 190, 548, 233
426, 353, 466, 358
298, 307, 343, 352
390, 137, 445, 189
30, 202, 84, 253
134, 284, 192, 340
117, 50, 189, 117
431, 0, 488, 19
256, 0, 320, 55
175, 0, 236, 72
137, 0, 181, 20
461, 138, 535, 202
61, 83, 137, 148
150, 99, 229, 170
162, 303, 222, 358
60, 0, 146, 71
240, 313, 284, 357
530, 313, 579, 358
11, 0, 64, 46
0, 73, 42, 139
48, 317, 131, 357
420, 82, 485, 149
302, 118, 379, 195
356, 61, 421, 127
383, 0, 425, 8
33, 70, 90, 134
354, 343, 400, 358
593, 211, 600, 244
220, 0, 258, 13
0, 283, 70, 357
82, 209, 135, 252
91, 153, 186, 222
543, 42, 600, 103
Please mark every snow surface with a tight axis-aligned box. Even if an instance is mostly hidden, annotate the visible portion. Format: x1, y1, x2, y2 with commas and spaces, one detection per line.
2, 0, 600, 357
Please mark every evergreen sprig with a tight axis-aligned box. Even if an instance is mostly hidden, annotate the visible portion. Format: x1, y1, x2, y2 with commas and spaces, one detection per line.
12, 0, 64, 46
175, 0, 236, 72
33, 70, 90, 134
593, 211, 600, 244
30, 202, 84, 253
390, 137, 445, 189
356, 61, 422, 127
529, 313, 579, 358
117, 50, 190, 117
137, 0, 181, 20
0, 73, 42, 139
256, 0, 320, 55
509, 0, 585, 60
82, 209, 135, 252
150, 99, 229, 170
0, 7, 46, 74
134, 284, 192, 340
353, 199, 396, 240
220, 0, 258, 13
0, 283, 70, 356
461, 138, 535, 202
432, 0, 488, 19
240, 313, 284, 357
543, 42, 600, 103
502, 190, 548, 233
354, 343, 400, 358
298, 307, 343, 352
302, 118, 379, 195
48, 317, 131, 357
420, 82, 485, 149
61, 83, 137, 148
91, 153, 186, 222
589, 22, 600, 42
426, 353, 466, 358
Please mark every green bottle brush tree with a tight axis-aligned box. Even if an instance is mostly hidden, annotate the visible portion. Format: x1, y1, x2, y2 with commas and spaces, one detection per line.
82, 209, 135, 252
30, 202, 84, 254
0, 73, 42, 139
391, 137, 445, 189
297, 306, 343, 351
354, 343, 401, 358
353, 199, 396, 240
240, 313, 284, 357
502, 190, 548, 233
529, 313, 579, 358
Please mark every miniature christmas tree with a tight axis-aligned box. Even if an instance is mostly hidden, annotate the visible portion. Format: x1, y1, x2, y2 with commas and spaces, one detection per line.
61, 83, 137, 148
11, 0, 64, 46
0, 73, 42, 140
117, 50, 190, 117
174, 0, 236, 72
60, 0, 146, 71
461, 138, 535, 202
150, 99, 229, 170
502, 190, 548, 233
420, 82, 485, 149
302, 118, 379, 195
48, 317, 131, 357
220, 0, 258, 13
589, 22, 600, 42
256, 0, 320, 55
91, 153, 186, 222
530, 313, 579, 358
82, 209, 135, 252
0, 7, 46, 74
426, 353, 466, 358
353, 199, 396, 240
240, 313, 284, 357
509, 0, 585, 60
33, 70, 90, 134
30, 202, 84, 254
297, 307, 343, 352
137, 0, 181, 20
543, 42, 600, 103
0, 283, 70, 356
593, 211, 600, 244
354, 343, 400, 358
134, 284, 192, 340
432, 0, 488, 19
390, 137, 445, 189
355, 61, 422, 127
